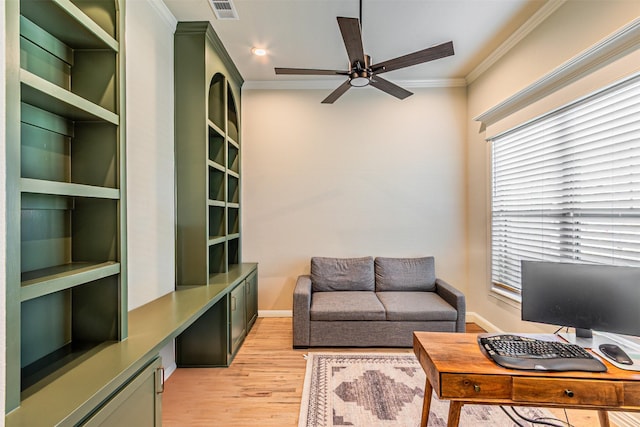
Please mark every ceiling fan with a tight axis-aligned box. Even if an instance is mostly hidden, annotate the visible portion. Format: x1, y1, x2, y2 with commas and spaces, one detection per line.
274, 1, 455, 104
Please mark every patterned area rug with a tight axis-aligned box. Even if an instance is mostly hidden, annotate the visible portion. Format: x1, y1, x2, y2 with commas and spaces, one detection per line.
298, 352, 557, 427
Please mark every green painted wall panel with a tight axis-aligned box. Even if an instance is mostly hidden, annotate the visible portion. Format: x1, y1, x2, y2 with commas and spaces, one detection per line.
73, 50, 117, 113
72, 197, 118, 262
176, 298, 228, 367
72, 276, 119, 342
21, 291, 71, 367
73, 122, 118, 188
21, 207, 71, 272
21, 123, 70, 182
71, 0, 117, 40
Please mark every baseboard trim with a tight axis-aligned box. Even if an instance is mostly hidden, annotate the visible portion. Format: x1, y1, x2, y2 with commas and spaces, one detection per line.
163, 362, 177, 380
258, 310, 501, 332
259, 309, 293, 318
466, 312, 502, 333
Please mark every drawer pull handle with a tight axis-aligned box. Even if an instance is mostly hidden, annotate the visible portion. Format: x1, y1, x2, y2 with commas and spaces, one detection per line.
157, 367, 165, 394
474, 384, 481, 392
564, 389, 574, 398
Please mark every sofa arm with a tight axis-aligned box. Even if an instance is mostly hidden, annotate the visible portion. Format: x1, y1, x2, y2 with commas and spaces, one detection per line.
293, 275, 313, 348
435, 278, 466, 332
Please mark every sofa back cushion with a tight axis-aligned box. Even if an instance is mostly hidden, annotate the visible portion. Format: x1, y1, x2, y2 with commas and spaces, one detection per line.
375, 256, 436, 291
311, 257, 375, 292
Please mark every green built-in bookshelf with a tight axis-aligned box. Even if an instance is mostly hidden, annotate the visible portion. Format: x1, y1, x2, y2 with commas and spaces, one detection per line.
5, 0, 127, 412
174, 21, 256, 366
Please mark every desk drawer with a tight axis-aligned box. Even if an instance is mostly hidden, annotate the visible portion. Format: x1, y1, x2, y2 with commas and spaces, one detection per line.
624, 382, 640, 406
441, 374, 511, 399
513, 378, 621, 406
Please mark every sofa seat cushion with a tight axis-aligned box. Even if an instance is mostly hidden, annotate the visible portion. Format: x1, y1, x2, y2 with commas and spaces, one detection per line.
376, 291, 457, 321
310, 291, 386, 321
311, 256, 375, 292
375, 257, 436, 291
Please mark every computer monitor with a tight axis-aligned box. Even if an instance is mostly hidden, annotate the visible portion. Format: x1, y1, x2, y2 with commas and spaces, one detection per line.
521, 261, 640, 344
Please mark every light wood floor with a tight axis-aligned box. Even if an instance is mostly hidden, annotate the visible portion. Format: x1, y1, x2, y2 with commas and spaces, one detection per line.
162, 317, 611, 426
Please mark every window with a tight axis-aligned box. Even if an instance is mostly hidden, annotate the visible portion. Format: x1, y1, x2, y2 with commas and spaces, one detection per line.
491, 75, 640, 294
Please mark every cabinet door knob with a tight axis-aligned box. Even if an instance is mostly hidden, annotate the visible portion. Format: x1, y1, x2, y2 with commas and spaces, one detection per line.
564, 389, 574, 398
474, 384, 481, 392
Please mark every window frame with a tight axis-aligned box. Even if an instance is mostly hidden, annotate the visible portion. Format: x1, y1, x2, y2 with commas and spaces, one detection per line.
489, 74, 640, 298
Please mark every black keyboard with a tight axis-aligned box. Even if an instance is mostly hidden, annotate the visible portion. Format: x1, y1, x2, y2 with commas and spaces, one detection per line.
478, 334, 607, 372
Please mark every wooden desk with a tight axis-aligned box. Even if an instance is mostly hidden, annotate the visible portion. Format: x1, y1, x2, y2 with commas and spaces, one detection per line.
413, 332, 640, 427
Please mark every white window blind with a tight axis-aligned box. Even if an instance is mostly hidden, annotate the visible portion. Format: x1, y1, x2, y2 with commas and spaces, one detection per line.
491, 75, 640, 293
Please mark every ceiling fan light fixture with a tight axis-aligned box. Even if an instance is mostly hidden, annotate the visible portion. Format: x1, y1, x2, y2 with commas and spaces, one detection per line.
349, 70, 370, 87
350, 76, 370, 87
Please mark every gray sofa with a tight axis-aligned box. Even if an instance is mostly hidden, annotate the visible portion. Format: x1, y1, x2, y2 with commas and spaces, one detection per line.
293, 256, 466, 348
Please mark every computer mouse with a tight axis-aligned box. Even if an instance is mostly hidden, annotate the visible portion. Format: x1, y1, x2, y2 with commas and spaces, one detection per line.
599, 343, 633, 365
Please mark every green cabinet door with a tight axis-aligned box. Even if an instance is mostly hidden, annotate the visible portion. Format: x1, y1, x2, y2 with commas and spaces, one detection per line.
230, 282, 246, 355
245, 270, 258, 329
81, 357, 162, 426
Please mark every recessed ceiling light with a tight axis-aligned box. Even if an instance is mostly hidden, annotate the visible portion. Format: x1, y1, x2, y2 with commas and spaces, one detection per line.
251, 47, 267, 57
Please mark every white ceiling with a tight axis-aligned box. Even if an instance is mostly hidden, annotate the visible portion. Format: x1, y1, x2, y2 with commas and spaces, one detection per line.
161, 0, 550, 84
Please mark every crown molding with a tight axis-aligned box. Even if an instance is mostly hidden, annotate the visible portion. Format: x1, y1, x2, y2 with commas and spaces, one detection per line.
466, 0, 566, 84
146, 0, 178, 31
397, 79, 467, 88
243, 78, 467, 90
475, 16, 640, 130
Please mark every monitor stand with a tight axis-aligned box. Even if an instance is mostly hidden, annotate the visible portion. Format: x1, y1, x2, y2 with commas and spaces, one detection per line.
558, 328, 594, 348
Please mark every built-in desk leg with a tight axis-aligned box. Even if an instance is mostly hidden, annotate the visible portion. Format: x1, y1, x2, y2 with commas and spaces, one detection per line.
420, 379, 433, 427
447, 401, 463, 427
598, 410, 610, 427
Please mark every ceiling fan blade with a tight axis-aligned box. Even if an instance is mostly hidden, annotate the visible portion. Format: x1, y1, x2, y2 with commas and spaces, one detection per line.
337, 17, 365, 66
371, 41, 454, 74
275, 67, 349, 76
370, 76, 413, 100
321, 80, 352, 104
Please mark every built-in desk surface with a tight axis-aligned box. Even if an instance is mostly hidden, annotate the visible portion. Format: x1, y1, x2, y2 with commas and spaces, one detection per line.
6, 263, 257, 426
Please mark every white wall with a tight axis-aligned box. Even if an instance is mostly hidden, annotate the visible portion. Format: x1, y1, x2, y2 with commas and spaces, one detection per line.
126, 0, 176, 310
125, 0, 177, 369
1, 0, 7, 419
466, 0, 640, 333
242, 86, 468, 310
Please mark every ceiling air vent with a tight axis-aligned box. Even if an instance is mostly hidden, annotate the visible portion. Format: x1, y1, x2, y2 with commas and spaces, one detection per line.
209, 0, 239, 20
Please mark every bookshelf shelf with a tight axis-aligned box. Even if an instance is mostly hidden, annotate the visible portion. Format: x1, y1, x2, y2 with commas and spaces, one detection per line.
21, 261, 120, 302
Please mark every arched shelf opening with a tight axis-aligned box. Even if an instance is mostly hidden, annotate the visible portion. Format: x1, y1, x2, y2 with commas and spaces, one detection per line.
208, 73, 225, 130
227, 83, 239, 142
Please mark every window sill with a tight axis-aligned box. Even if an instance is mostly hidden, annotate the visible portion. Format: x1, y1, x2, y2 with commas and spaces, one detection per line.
489, 286, 522, 309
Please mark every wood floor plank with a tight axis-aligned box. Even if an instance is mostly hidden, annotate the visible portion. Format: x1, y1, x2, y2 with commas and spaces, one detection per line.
162, 318, 612, 426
